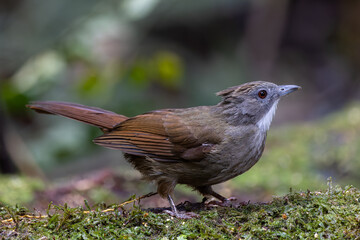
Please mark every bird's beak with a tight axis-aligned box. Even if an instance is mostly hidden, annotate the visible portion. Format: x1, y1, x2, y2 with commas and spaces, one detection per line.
278, 85, 301, 96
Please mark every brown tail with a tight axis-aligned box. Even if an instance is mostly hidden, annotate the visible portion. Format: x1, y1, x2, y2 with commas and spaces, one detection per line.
27, 101, 128, 130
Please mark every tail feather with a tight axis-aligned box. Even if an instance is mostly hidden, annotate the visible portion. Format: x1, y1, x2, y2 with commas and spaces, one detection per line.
27, 101, 128, 130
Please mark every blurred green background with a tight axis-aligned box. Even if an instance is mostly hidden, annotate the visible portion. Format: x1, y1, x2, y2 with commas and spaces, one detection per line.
0, 0, 360, 209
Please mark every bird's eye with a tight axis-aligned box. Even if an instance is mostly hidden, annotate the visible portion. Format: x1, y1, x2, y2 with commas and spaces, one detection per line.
258, 90, 267, 99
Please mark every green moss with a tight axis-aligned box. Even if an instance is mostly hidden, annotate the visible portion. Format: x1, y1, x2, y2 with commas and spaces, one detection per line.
1, 184, 360, 239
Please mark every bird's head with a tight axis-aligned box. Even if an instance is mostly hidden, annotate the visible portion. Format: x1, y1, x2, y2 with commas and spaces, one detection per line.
216, 81, 301, 131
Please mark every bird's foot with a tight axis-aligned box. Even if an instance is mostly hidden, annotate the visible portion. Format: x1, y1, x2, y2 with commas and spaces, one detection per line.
163, 210, 199, 219
226, 196, 237, 201
205, 197, 237, 207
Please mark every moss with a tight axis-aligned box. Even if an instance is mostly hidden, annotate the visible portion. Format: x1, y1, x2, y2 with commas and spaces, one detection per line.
1, 184, 360, 239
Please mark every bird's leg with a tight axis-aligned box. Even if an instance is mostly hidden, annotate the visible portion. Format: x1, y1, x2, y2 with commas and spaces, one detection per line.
157, 179, 199, 218
197, 186, 236, 205
163, 194, 199, 219
197, 185, 227, 202
167, 194, 179, 216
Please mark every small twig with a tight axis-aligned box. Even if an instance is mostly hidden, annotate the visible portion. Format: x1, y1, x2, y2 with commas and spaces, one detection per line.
1, 192, 158, 224
85, 192, 158, 213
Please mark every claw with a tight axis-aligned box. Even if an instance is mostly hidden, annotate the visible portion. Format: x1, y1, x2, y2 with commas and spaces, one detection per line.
205, 197, 237, 207
163, 210, 199, 219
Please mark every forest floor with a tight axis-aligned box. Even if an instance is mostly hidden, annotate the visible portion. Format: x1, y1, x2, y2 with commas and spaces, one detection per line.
1, 180, 360, 239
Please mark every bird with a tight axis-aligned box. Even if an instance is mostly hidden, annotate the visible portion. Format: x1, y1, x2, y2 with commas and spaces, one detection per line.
27, 81, 300, 218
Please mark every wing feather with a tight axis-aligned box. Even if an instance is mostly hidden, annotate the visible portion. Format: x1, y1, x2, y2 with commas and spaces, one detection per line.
93, 109, 221, 162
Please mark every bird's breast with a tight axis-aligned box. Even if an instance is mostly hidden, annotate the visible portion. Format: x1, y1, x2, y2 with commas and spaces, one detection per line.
199, 125, 266, 185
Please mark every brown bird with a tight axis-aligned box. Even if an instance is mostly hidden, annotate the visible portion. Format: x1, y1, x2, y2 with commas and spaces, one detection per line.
27, 81, 300, 218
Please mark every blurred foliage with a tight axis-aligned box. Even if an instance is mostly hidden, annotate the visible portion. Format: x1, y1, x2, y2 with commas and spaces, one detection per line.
129, 51, 183, 89
0, 175, 44, 205
0, 11, 187, 170
232, 102, 360, 195
0, 171, 126, 208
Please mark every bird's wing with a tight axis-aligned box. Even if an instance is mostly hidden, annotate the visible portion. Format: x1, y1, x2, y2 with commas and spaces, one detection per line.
93, 109, 221, 162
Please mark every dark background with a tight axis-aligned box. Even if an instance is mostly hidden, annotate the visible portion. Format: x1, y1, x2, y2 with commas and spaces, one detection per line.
1, 0, 359, 209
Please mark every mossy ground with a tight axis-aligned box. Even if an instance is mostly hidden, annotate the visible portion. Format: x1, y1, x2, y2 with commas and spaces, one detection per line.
1, 182, 360, 239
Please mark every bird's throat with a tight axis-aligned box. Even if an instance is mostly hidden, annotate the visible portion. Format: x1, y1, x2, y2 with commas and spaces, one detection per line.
256, 100, 279, 132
